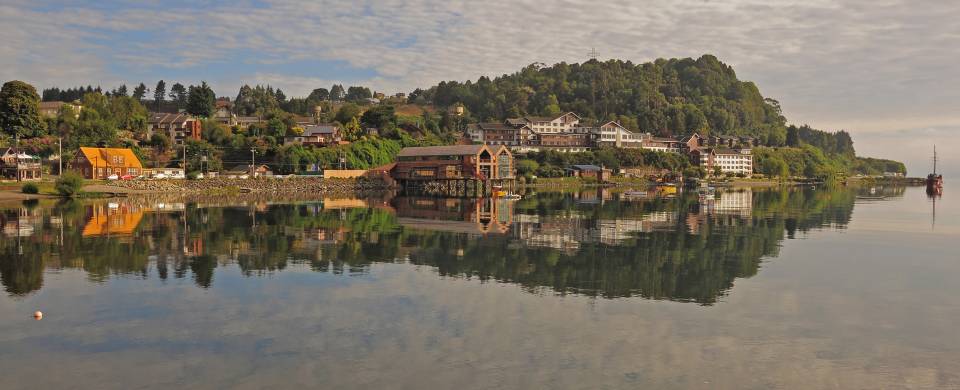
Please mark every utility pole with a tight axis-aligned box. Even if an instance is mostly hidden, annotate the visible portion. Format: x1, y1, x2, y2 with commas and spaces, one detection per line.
58, 137, 62, 176
250, 148, 255, 177
14, 134, 19, 182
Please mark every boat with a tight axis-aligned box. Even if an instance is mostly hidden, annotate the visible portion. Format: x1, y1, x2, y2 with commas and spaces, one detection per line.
503, 193, 522, 200
926, 146, 943, 195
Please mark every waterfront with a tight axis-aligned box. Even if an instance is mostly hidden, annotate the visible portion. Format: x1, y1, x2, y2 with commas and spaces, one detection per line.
0, 186, 957, 388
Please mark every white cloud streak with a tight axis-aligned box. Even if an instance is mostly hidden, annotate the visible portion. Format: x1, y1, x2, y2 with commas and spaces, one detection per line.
2, 0, 958, 171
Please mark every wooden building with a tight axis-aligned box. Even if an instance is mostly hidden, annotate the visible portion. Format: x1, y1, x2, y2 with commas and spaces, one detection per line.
393, 144, 512, 180
0, 148, 42, 180
69, 147, 144, 179
392, 144, 514, 196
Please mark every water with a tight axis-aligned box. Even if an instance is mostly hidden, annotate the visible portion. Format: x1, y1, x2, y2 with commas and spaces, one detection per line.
0, 186, 957, 389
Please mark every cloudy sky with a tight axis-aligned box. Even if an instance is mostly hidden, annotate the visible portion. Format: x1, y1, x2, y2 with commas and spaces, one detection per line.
2, 0, 957, 175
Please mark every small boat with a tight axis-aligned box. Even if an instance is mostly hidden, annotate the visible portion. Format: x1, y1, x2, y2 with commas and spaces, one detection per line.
926, 146, 943, 195
503, 193, 522, 200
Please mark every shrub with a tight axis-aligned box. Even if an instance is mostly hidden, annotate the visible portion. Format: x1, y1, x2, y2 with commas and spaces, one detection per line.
21, 183, 39, 194
55, 171, 84, 197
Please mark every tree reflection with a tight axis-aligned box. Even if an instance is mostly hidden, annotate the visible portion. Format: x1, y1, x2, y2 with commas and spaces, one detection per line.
0, 186, 872, 302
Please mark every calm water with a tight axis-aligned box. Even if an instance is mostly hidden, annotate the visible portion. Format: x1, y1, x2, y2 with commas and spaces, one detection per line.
0, 185, 957, 389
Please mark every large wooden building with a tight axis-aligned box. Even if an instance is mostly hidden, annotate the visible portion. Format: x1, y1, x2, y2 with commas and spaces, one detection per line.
392, 144, 513, 181
69, 147, 144, 179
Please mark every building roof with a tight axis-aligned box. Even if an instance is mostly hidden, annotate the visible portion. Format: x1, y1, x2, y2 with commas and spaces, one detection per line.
302, 124, 339, 136
650, 137, 680, 143
149, 112, 195, 124
569, 164, 603, 171
397, 144, 488, 157
477, 122, 520, 131
78, 147, 143, 169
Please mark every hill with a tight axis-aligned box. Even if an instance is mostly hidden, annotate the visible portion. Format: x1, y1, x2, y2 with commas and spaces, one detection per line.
411, 54, 905, 175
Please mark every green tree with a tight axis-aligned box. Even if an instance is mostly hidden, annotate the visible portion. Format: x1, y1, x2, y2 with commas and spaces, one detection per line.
187, 82, 216, 117
0, 81, 46, 137
132, 83, 148, 100
55, 171, 84, 197
335, 103, 361, 124
360, 105, 396, 129
169, 83, 187, 110
153, 80, 166, 111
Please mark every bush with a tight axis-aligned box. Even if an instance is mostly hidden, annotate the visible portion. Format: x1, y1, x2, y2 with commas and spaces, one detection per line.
55, 171, 84, 197
21, 183, 39, 194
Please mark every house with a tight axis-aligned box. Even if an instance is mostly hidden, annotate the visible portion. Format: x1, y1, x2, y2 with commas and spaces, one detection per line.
214, 100, 236, 126
534, 132, 592, 152
38, 101, 82, 118
224, 164, 272, 178
566, 164, 612, 181
392, 144, 512, 181
293, 116, 315, 127
594, 121, 646, 149
516, 112, 582, 134
0, 148, 42, 180
681, 133, 704, 152
284, 124, 342, 146
69, 147, 144, 179
468, 122, 531, 146
642, 137, 683, 153
144, 167, 185, 179
691, 147, 753, 175
147, 113, 202, 145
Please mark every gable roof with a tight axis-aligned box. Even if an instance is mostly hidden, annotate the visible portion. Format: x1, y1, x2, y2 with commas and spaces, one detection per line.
302, 124, 339, 136
397, 144, 488, 157
149, 112, 195, 125
78, 147, 143, 169
569, 164, 602, 171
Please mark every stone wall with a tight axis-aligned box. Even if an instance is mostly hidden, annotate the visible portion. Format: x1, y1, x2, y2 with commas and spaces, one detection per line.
105, 176, 392, 194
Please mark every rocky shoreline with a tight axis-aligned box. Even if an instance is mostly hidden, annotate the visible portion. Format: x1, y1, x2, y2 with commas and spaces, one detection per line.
101, 177, 393, 194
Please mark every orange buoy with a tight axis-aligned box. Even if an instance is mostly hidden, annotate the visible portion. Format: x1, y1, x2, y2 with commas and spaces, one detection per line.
33, 311, 43, 320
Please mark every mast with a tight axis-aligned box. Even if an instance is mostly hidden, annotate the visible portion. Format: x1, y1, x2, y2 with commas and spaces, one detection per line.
933, 145, 938, 175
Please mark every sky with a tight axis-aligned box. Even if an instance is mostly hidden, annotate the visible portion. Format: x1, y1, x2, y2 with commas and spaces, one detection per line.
2, 0, 957, 176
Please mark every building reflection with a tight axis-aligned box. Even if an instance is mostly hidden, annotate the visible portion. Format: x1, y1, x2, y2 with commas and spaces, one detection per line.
392, 197, 513, 235
0, 186, 863, 302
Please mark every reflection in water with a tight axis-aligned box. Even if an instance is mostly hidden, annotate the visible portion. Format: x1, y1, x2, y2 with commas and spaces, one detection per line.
0, 186, 875, 303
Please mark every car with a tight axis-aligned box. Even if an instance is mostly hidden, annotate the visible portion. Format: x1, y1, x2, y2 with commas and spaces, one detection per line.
153, 173, 168, 179
120, 175, 136, 180
106, 174, 119, 180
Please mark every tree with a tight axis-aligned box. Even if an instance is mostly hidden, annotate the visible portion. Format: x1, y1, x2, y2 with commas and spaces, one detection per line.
274, 88, 286, 102
345, 86, 372, 102
330, 84, 345, 101
0, 81, 46, 137
113, 84, 128, 97
308, 88, 330, 101
132, 83, 148, 100
335, 103, 361, 124
786, 125, 799, 147
55, 171, 83, 197
360, 105, 396, 129
169, 83, 187, 109
153, 80, 166, 111
186, 82, 216, 117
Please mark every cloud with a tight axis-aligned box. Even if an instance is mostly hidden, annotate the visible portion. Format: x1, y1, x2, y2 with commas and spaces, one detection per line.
3, 0, 959, 166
